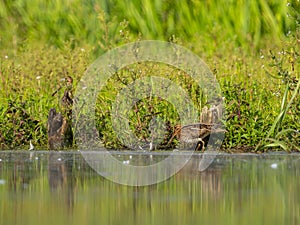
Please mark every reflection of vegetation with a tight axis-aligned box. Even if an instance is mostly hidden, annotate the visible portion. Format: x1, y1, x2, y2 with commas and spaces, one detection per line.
0, 1, 299, 151
0, 153, 300, 225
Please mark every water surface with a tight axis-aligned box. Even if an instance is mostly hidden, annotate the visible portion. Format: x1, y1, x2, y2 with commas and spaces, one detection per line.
0, 151, 299, 225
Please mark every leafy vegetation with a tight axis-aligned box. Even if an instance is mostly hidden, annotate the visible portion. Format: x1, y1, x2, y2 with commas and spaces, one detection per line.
0, 0, 299, 151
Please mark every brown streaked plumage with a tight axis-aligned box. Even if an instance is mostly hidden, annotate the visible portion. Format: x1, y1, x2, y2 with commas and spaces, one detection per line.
169, 99, 225, 150
47, 76, 74, 150
47, 108, 73, 150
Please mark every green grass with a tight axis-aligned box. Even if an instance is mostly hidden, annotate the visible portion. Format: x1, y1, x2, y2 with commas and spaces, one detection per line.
0, 0, 297, 54
0, 0, 299, 151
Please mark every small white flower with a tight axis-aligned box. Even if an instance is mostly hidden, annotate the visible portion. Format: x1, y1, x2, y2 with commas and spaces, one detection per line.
36, 76, 41, 80
4, 55, 8, 59
80, 48, 85, 52
260, 55, 264, 59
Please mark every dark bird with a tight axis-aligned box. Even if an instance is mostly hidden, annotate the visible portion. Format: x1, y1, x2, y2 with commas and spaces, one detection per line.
47, 108, 73, 150
47, 76, 74, 150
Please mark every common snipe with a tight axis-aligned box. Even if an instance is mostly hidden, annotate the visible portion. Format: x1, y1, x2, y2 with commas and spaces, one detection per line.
47, 76, 74, 150
169, 99, 225, 150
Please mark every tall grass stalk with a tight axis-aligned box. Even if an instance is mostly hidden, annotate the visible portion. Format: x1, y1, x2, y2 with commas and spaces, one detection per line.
257, 74, 300, 151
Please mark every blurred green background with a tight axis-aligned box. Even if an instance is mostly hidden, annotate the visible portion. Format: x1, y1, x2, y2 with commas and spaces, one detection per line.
0, 0, 298, 55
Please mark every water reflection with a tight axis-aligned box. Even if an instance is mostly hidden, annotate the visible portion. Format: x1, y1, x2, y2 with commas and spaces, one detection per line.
48, 152, 75, 213
0, 152, 300, 225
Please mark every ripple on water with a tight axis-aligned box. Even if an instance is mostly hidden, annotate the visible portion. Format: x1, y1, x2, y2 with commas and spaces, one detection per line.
271, 163, 278, 169
0, 179, 6, 185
